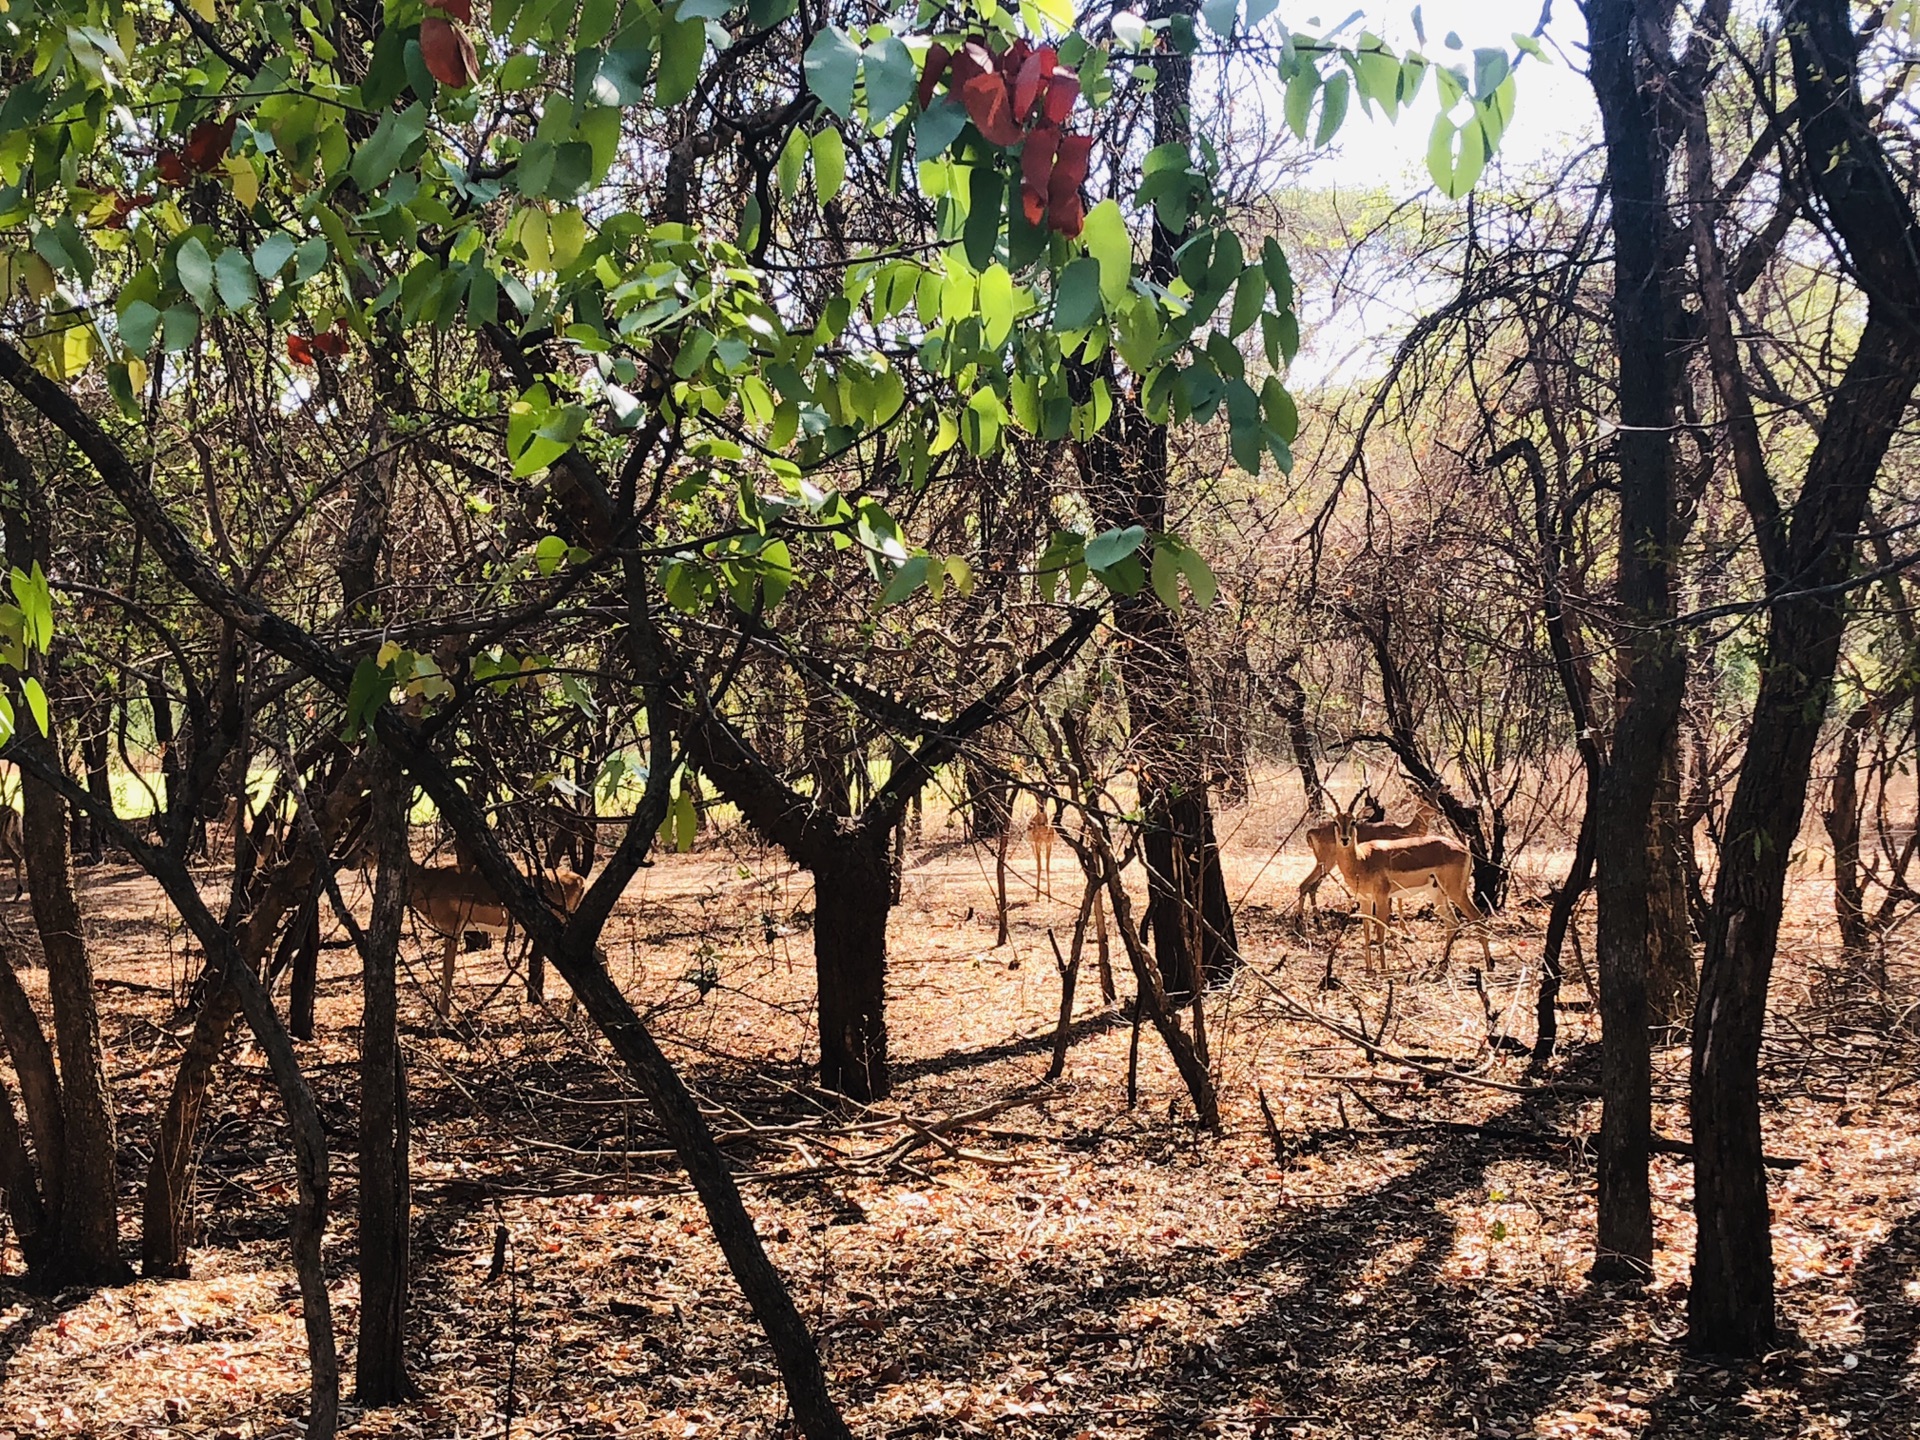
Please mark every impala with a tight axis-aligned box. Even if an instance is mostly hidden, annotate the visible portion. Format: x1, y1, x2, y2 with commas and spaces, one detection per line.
1296, 791, 1437, 923
411, 853, 588, 1016
1329, 794, 1491, 971
1027, 805, 1055, 899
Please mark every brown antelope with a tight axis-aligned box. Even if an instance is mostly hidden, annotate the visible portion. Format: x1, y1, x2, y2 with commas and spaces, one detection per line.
0, 807, 22, 899
1328, 794, 1491, 972
1296, 792, 1436, 923
411, 854, 588, 1016
1027, 805, 1055, 899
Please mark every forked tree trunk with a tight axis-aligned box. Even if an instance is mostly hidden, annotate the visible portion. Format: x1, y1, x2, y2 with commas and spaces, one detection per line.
811, 845, 893, 1102
142, 984, 243, 1276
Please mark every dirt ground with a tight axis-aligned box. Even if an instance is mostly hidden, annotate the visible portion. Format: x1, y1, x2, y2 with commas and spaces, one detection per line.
1, 782, 1916, 1439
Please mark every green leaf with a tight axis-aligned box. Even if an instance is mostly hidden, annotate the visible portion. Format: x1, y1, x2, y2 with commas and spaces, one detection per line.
1054, 257, 1102, 331
657, 13, 705, 107
864, 37, 916, 121
118, 300, 160, 353
1315, 71, 1350, 146
916, 97, 968, 163
253, 232, 296, 278
343, 656, 390, 740
175, 238, 216, 312
160, 305, 200, 353
1261, 236, 1294, 310
1228, 265, 1265, 338
804, 27, 862, 118
1084, 524, 1146, 572
1472, 47, 1510, 99
1082, 199, 1132, 304
1200, 0, 1237, 35
1284, 67, 1318, 140
20, 676, 46, 737
777, 125, 807, 197
965, 164, 1004, 273
812, 128, 846, 204
293, 234, 330, 283
880, 553, 930, 606
979, 263, 1015, 348
350, 103, 427, 193
214, 247, 258, 311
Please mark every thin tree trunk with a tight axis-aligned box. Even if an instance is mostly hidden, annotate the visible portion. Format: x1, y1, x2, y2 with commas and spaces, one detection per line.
357, 756, 414, 1404
288, 895, 321, 1040
1533, 805, 1595, 1071
1647, 737, 1697, 1029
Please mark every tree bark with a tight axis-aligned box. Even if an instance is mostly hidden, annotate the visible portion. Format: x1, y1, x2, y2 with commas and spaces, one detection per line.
1647, 738, 1697, 1029
357, 755, 415, 1404
1686, 0, 1920, 1358
1585, 0, 1690, 1284
811, 844, 893, 1102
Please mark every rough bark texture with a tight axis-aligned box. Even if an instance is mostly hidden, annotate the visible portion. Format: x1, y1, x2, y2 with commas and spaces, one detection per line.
357, 758, 415, 1404
1646, 740, 1697, 1028
1688, 0, 1920, 1357
0, 422, 126, 1285
810, 843, 895, 1101
1584, 0, 1690, 1283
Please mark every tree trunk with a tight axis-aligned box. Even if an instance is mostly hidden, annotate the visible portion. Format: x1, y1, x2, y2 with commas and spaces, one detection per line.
18, 700, 124, 1283
80, 719, 112, 862
287, 895, 321, 1041
1585, 0, 1690, 1284
0, 942, 64, 1272
357, 759, 414, 1404
147, 673, 183, 832
1825, 716, 1868, 963
1689, 0, 1920, 1357
1646, 738, 1696, 1029
1532, 804, 1595, 1071
810, 846, 892, 1102
141, 984, 243, 1276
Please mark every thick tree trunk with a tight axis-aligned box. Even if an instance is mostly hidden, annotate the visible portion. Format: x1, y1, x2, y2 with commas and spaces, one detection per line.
20, 709, 124, 1283
357, 761, 414, 1404
1585, 0, 1690, 1285
1688, 0, 1920, 1358
811, 846, 892, 1102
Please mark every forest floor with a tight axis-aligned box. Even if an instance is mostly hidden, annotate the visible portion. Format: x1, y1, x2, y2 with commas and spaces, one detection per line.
0, 786, 1916, 1439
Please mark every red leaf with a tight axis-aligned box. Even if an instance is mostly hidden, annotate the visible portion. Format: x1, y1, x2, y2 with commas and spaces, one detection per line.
1049, 133, 1092, 236
184, 117, 235, 173
1043, 71, 1079, 125
155, 149, 188, 185
959, 73, 1023, 147
951, 38, 995, 89
311, 331, 350, 358
917, 42, 950, 109
1022, 184, 1046, 226
420, 16, 479, 88
286, 335, 316, 366
424, 0, 473, 19
1004, 38, 1032, 71
1013, 46, 1054, 121
1051, 132, 1092, 197
1021, 123, 1058, 203
1049, 191, 1085, 237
